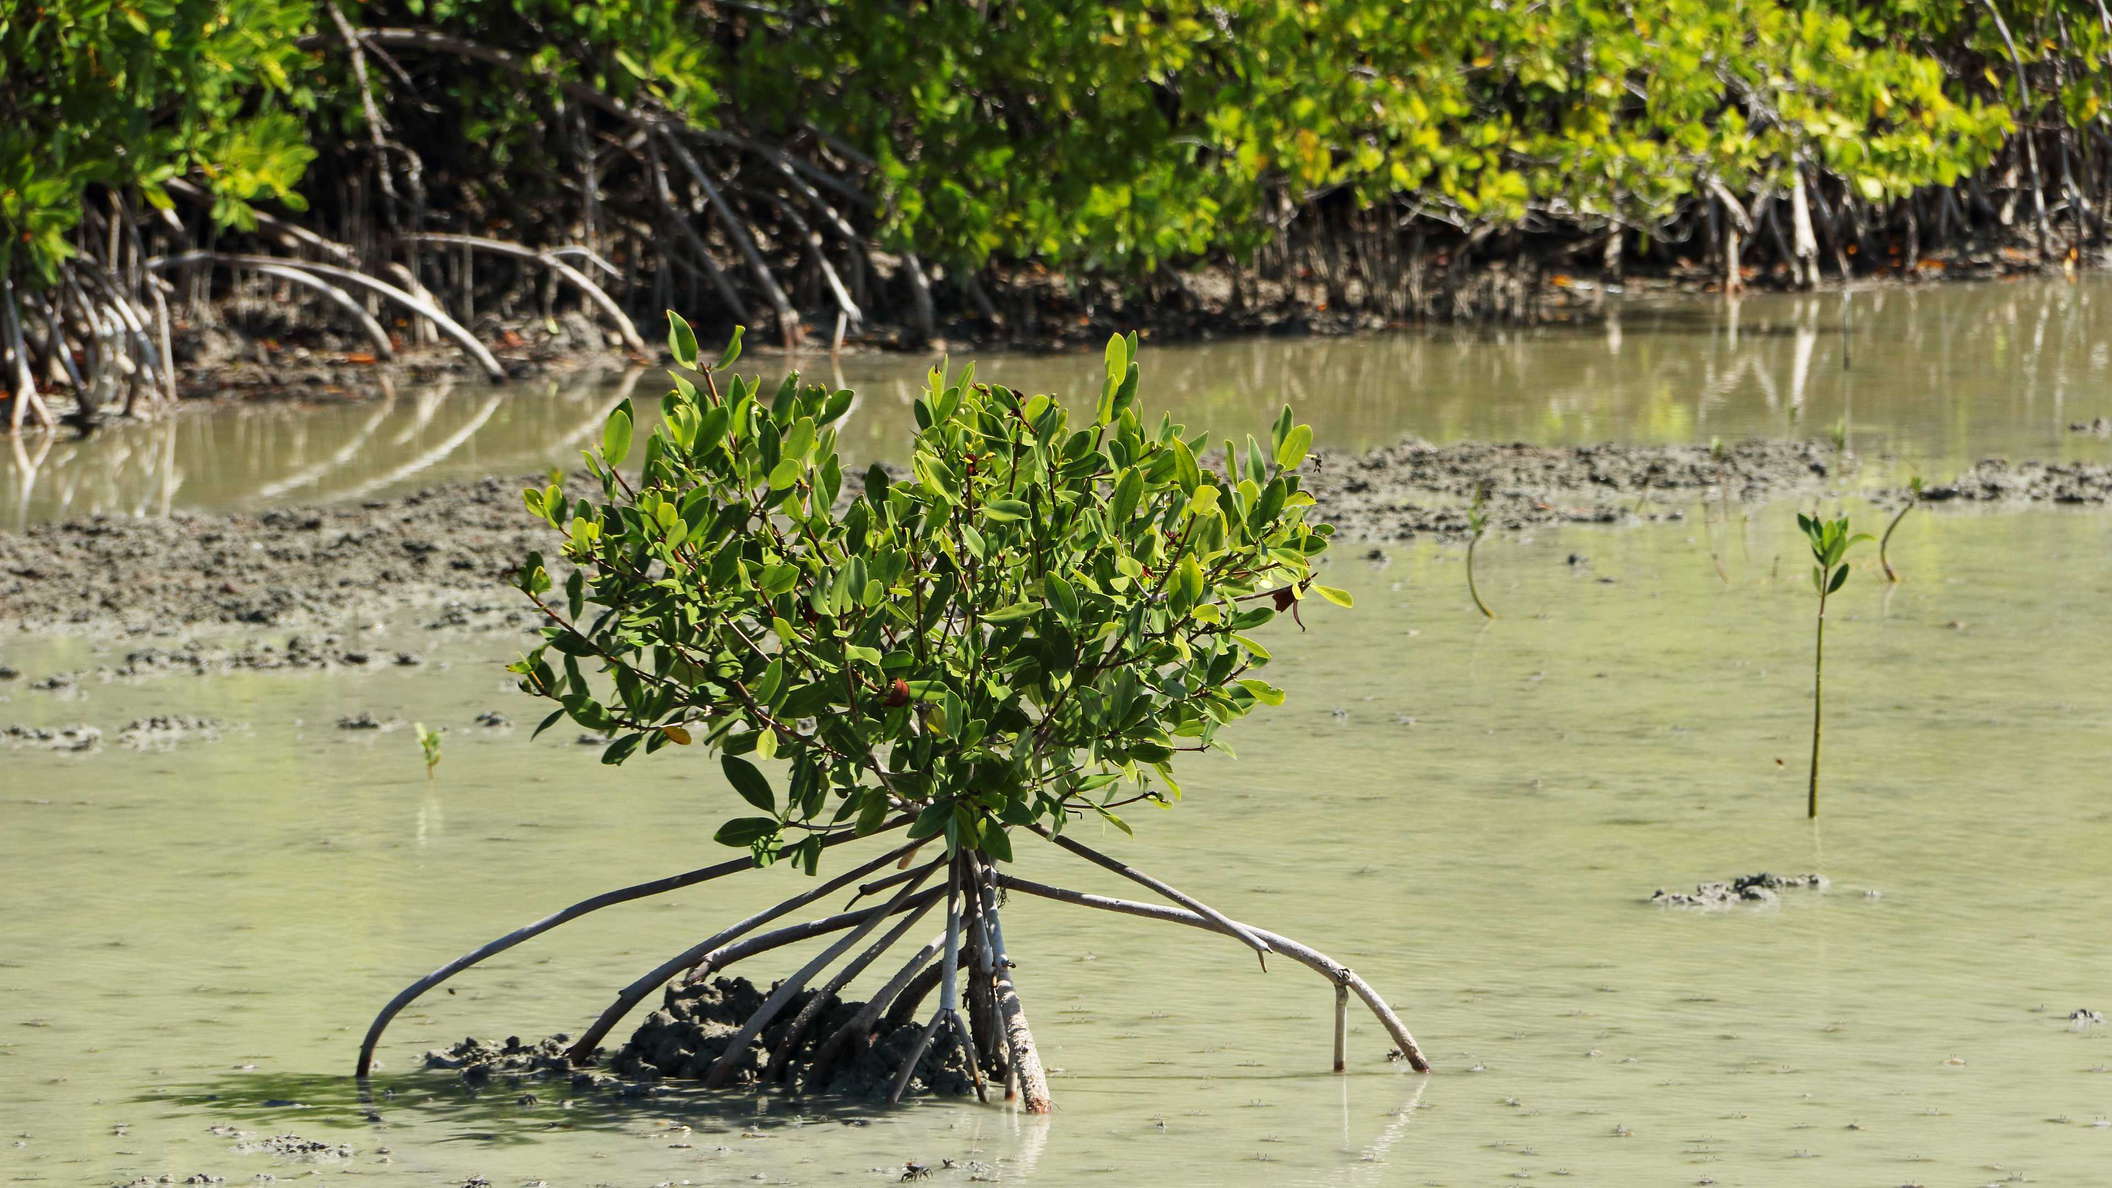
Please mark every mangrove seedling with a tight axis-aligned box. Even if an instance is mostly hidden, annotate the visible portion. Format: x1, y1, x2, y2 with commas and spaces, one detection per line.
1880, 476, 1923, 583
414, 722, 442, 777
1797, 512, 1872, 819
1466, 488, 1495, 618
354, 316, 1431, 1106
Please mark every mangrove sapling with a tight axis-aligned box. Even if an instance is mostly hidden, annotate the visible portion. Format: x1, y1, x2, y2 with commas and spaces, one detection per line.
415, 722, 442, 777
1880, 476, 1923, 583
1798, 512, 1873, 819
357, 316, 1431, 1105
1465, 489, 1495, 618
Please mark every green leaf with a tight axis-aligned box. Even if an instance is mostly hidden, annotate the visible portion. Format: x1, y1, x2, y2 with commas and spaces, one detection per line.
1236, 678, 1286, 706
1110, 469, 1144, 522
667, 311, 698, 369
1312, 584, 1353, 608
984, 498, 1032, 522
1275, 423, 1313, 470
714, 817, 779, 847
602, 406, 634, 467
1045, 574, 1079, 619
714, 325, 746, 370
722, 754, 776, 813
984, 602, 1042, 623
1827, 565, 1850, 594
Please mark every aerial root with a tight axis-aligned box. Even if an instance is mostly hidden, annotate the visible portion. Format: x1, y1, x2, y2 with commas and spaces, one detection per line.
1032, 825, 1274, 969
997, 872, 1432, 1073
353, 819, 907, 1076
698, 859, 946, 1088
564, 835, 923, 1063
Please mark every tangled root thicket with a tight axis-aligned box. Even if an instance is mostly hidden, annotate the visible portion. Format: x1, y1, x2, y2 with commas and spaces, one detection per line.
425, 976, 991, 1101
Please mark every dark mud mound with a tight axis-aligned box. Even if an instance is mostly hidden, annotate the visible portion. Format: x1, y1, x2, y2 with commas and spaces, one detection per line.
1651, 872, 1828, 908
1922, 459, 2112, 504
1308, 438, 1839, 541
423, 976, 989, 1102
616, 976, 987, 1100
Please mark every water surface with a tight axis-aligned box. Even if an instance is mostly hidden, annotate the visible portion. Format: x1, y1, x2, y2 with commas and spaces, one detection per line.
11, 278, 2112, 527
3, 281, 2110, 1185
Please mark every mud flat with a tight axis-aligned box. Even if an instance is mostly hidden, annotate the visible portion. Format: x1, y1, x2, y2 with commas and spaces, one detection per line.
2, 438, 2091, 642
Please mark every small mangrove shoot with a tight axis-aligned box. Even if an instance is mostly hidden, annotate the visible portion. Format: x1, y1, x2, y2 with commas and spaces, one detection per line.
1880, 476, 1923, 583
415, 722, 442, 777
1466, 489, 1495, 618
1798, 512, 1872, 819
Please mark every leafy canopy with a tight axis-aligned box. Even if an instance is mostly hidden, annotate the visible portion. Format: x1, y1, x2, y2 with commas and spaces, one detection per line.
511, 317, 1344, 873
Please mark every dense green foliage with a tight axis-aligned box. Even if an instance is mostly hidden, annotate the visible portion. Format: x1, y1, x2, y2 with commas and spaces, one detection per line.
509, 320, 1338, 868
0, 0, 316, 281
13, 0, 2112, 374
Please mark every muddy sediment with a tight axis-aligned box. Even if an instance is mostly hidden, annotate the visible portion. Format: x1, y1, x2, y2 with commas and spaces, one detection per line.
1304, 438, 1842, 540
1918, 459, 2112, 504
0, 439, 2102, 642
1650, 872, 1829, 909
425, 975, 988, 1102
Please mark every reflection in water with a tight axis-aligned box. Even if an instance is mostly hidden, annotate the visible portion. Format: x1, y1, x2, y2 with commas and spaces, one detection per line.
11, 279, 2112, 525
0, 368, 646, 529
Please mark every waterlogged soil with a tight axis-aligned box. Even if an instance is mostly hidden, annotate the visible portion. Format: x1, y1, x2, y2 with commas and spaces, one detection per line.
0, 438, 1862, 638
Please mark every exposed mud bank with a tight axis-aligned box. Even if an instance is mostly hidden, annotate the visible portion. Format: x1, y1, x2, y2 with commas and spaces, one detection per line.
1919, 459, 2112, 504
423, 975, 987, 1102
1305, 438, 1842, 541
0, 476, 541, 632
1, 440, 2101, 645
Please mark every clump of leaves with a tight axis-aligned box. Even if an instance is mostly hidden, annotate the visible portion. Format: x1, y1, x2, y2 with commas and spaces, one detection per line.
1880, 475, 1922, 583
1797, 512, 1872, 819
415, 722, 442, 777
509, 317, 1343, 871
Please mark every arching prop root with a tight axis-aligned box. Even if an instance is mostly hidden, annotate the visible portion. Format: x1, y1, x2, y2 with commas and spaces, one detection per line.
995, 872, 1433, 1074
354, 819, 907, 1077
359, 824, 1429, 1109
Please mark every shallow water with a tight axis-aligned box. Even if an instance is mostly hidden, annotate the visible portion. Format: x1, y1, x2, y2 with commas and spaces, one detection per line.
11, 277, 2112, 526
5, 505, 2110, 1185
5, 282, 2112, 1185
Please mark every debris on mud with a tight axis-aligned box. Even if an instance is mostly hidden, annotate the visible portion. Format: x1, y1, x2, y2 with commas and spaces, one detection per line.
1650, 872, 1829, 909
2, 723, 102, 751
116, 716, 227, 748
336, 712, 392, 731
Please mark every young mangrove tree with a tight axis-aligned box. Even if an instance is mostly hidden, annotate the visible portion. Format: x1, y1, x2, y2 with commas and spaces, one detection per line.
354, 318, 1430, 1106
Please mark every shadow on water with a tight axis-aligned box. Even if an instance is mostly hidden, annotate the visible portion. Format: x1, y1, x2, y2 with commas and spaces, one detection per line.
137, 1066, 982, 1144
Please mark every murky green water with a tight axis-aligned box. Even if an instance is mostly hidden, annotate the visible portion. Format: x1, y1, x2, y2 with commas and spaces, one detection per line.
11, 278, 2112, 527
5, 282, 2112, 1185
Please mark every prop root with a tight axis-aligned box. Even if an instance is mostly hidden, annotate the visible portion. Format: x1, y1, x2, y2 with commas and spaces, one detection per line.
998, 873, 1431, 1072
